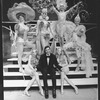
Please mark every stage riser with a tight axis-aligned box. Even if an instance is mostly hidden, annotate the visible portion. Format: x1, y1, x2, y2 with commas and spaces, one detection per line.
3, 78, 98, 88
7, 61, 98, 65
4, 74, 98, 80
7, 58, 97, 63
3, 58, 98, 89
3, 65, 98, 72
3, 71, 98, 89
3, 63, 98, 68
4, 85, 98, 91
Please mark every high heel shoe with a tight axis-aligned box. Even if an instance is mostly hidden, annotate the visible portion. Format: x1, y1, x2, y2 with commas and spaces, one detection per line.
19, 67, 25, 80
74, 87, 79, 95
61, 88, 64, 95
61, 91, 64, 95
39, 89, 44, 96
75, 67, 80, 72
23, 90, 31, 97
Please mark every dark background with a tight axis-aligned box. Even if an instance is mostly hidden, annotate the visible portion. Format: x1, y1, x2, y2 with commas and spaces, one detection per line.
0, 1, 99, 100
1, 0, 98, 60
1, 0, 97, 22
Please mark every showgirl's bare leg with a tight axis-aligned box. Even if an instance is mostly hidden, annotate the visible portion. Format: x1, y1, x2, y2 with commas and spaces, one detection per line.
17, 42, 24, 73
41, 36, 49, 53
34, 72, 44, 96
61, 72, 64, 94
63, 73, 79, 94
75, 47, 81, 71
24, 76, 36, 97
75, 57, 81, 71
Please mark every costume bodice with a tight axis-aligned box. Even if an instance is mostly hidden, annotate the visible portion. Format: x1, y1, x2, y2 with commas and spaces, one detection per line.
58, 12, 66, 21
57, 55, 68, 66
39, 19, 49, 34
30, 54, 38, 68
16, 23, 29, 37
18, 23, 29, 32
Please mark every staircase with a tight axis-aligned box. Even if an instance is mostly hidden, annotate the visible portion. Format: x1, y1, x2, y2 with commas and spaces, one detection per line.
3, 27, 98, 89
3, 57, 98, 89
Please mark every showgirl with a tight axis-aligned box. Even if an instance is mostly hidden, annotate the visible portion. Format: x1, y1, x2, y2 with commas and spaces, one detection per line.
36, 8, 53, 55
7, 2, 36, 73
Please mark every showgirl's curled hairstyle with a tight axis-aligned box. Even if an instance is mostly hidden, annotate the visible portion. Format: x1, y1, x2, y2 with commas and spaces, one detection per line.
16, 12, 26, 20
31, 48, 40, 59
56, 0, 68, 10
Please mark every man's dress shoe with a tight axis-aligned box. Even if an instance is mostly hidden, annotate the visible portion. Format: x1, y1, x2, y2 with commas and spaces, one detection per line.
52, 89, 56, 98
45, 89, 49, 99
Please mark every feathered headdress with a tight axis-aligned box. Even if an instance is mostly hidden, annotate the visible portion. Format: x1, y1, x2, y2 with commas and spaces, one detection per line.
74, 14, 81, 22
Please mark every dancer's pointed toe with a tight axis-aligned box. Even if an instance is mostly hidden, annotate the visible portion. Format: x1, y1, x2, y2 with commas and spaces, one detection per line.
23, 91, 31, 97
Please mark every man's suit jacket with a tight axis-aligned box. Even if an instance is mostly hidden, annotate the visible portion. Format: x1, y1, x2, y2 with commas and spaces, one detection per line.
38, 53, 62, 71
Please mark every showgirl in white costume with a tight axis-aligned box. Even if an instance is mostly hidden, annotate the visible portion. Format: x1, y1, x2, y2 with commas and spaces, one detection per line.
13, 15, 30, 73
52, 0, 76, 46
56, 47, 78, 95
36, 8, 53, 55
72, 14, 93, 77
63, 14, 93, 77
23, 49, 44, 97
8, 2, 36, 74
13, 15, 37, 74
63, 14, 82, 68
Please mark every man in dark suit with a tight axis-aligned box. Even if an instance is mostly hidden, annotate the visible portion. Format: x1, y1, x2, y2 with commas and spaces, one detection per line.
38, 46, 62, 99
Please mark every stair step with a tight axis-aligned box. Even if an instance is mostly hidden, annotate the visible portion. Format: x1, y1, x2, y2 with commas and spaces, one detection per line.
3, 63, 98, 69
3, 78, 98, 87
11, 51, 77, 56
7, 57, 97, 61
3, 70, 97, 76
3, 70, 98, 80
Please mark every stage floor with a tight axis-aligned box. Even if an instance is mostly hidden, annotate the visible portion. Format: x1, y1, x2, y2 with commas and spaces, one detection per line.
4, 87, 98, 100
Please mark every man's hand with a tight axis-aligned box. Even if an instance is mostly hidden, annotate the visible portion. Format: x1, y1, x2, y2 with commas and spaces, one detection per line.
61, 67, 65, 72
61, 67, 69, 74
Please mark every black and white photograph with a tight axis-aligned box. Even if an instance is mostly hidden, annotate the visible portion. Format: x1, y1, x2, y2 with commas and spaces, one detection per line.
1, 0, 98, 100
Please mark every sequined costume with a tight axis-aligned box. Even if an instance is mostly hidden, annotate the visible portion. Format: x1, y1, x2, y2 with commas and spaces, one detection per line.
36, 9, 53, 55
30, 53, 39, 68
56, 52, 69, 75
15, 23, 29, 44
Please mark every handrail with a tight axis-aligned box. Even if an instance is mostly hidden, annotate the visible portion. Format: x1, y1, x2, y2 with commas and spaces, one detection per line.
2, 21, 97, 25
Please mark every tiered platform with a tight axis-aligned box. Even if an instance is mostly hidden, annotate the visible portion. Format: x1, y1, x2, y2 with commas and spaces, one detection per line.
3, 57, 98, 89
